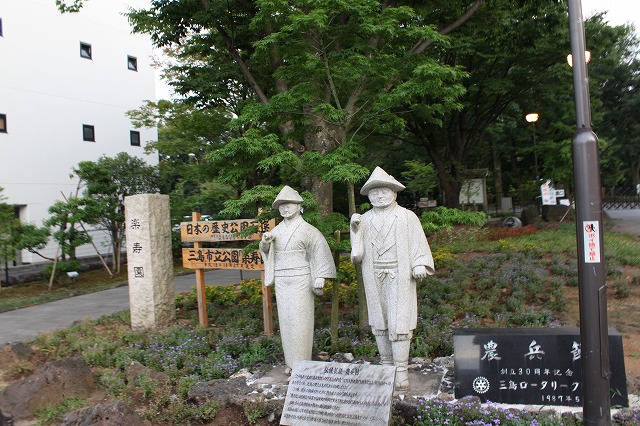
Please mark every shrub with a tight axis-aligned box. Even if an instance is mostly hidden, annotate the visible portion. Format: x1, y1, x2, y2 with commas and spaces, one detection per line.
42, 259, 82, 284
420, 207, 488, 234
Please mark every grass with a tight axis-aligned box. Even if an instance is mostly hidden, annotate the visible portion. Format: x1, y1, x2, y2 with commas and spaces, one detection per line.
0, 268, 129, 313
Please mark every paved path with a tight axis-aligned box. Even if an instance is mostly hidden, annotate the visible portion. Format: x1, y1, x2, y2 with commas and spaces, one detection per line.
605, 208, 640, 237
0, 269, 260, 346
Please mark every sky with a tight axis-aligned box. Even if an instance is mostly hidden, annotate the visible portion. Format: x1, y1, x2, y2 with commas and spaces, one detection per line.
153, 1, 640, 100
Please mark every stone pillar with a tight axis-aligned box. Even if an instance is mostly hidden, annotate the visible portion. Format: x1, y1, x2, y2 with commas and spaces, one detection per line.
124, 194, 175, 330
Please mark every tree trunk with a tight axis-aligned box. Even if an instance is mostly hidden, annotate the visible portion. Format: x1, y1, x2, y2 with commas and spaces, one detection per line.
347, 181, 368, 329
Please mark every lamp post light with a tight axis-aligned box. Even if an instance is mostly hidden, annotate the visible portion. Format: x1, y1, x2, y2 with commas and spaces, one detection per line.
567, 50, 591, 67
525, 113, 539, 181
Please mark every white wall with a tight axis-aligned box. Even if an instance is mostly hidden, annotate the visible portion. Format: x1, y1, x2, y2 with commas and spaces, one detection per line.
0, 0, 158, 263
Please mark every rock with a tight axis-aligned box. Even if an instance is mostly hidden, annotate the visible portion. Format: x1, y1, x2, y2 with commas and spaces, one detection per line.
432, 356, 454, 369
502, 216, 522, 228
0, 408, 13, 426
0, 358, 98, 420
61, 400, 150, 426
520, 206, 541, 226
542, 204, 572, 222
125, 361, 170, 387
316, 351, 330, 361
188, 377, 253, 406
392, 398, 419, 424
343, 353, 355, 362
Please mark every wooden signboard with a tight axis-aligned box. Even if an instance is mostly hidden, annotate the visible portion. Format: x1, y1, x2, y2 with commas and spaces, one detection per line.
180, 213, 274, 335
182, 248, 264, 270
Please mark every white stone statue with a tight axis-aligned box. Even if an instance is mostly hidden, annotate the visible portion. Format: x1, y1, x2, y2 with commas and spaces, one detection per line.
350, 167, 435, 391
260, 186, 337, 373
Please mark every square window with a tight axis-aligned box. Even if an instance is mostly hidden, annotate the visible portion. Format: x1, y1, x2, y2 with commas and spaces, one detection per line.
130, 130, 141, 146
0, 114, 6, 133
82, 124, 95, 142
80, 42, 92, 59
127, 55, 138, 71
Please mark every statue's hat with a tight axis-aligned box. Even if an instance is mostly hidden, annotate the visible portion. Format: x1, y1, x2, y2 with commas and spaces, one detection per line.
272, 185, 304, 209
360, 167, 406, 195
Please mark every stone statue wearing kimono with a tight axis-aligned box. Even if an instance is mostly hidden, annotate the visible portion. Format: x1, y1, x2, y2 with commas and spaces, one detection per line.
350, 167, 435, 391
260, 186, 337, 372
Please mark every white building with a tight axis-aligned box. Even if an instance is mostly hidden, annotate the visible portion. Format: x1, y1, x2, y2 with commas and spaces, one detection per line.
0, 0, 158, 264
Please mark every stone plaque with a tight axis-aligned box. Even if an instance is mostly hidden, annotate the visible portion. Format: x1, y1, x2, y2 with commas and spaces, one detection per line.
453, 328, 628, 407
281, 361, 395, 426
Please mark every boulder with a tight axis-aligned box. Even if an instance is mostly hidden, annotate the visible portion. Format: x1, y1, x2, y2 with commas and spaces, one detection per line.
188, 377, 252, 406
0, 358, 98, 420
61, 400, 150, 426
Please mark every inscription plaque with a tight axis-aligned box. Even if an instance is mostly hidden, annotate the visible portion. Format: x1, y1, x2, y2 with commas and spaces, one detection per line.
453, 328, 628, 407
281, 361, 395, 426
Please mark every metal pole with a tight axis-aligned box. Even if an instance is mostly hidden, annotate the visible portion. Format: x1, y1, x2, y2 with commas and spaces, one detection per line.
567, 1, 611, 424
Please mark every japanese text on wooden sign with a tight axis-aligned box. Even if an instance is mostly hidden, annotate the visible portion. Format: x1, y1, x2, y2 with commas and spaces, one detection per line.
182, 248, 264, 270
180, 218, 275, 242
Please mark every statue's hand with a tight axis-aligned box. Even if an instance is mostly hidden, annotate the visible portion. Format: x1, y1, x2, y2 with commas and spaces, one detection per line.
262, 232, 274, 243
350, 214, 362, 231
413, 265, 428, 281
312, 278, 325, 296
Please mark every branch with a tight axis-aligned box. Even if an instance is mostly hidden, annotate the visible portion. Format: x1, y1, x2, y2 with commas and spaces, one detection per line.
215, 25, 270, 105
410, 0, 485, 55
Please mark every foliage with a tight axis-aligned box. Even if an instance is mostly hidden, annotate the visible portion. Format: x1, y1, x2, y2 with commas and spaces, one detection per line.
42, 259, 82, 285
34, 396, 85, 426
127, 0, 472, 213
401, 160, 438, 200
73, 153, 160, 272
420, 207, 488, 234
414, 398, 577, 426
44, 198, 92, 261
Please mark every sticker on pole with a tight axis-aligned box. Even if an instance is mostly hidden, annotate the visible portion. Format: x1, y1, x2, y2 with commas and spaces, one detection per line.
583, 221, 601, 263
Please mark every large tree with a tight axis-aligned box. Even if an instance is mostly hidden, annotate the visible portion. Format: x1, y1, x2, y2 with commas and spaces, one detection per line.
369, 0, 572, 207
127, 0, 483, 213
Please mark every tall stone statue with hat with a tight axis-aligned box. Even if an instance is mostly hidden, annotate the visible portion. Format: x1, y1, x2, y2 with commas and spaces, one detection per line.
260, 186, 337, 373
350, 167, 435, 391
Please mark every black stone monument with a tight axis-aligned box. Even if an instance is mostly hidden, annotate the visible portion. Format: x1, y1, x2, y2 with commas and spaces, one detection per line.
453, 328, 628, 407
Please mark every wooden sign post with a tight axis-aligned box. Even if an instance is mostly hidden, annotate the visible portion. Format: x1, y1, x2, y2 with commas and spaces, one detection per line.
180, 214, 275, 335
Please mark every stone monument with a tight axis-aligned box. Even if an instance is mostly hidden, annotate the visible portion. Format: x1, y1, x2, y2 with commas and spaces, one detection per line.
350, 167, 435, 391
124, 194, 175, 330
259, 186, 336, 373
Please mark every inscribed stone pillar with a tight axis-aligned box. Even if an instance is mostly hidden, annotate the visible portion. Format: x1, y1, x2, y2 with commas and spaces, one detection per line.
124, 194, 175, 329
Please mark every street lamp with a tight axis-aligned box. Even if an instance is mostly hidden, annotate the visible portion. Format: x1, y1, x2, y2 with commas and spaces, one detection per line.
525, 113, 539, 181
566, 50, 591, 67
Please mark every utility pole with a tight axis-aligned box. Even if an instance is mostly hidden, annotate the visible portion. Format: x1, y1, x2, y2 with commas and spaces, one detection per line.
567, 1, 611, 424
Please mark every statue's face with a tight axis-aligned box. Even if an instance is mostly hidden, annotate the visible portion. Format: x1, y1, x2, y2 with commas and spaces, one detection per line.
368, 187, 396, 208
278, 202, 301, 219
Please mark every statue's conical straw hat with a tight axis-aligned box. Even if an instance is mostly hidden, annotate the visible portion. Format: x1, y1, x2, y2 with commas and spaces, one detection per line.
360, 167, 406, 195
272, 185, 304, 209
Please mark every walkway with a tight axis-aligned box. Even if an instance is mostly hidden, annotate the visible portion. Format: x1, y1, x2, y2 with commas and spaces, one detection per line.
0, 269, 261, 346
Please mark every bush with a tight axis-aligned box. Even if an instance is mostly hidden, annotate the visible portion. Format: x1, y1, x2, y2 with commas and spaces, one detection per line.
420, 207, 488, 235
42, 259, 82, 284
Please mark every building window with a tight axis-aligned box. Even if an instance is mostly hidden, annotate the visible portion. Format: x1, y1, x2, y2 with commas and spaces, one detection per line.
0, 18, 3, 37
83, 125, 95, 142
80, 42, 92, 59
0, 114, 7, 133
130, 130, 141, 146
127, 55, 138, 71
